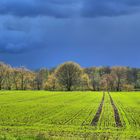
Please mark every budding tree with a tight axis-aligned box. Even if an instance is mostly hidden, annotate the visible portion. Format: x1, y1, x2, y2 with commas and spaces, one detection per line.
55, 62, 82, 91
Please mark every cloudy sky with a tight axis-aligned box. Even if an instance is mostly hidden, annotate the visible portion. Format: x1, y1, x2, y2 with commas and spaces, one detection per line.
0, 0, 140, 69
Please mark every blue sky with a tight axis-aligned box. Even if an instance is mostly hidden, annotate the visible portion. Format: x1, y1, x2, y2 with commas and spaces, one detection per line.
0, 0, 140, 69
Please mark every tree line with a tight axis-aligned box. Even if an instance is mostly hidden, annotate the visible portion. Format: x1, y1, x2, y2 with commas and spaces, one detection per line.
0, 61, 140, 91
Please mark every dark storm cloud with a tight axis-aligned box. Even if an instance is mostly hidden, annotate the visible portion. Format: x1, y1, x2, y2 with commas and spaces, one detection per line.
0, 43, 27, 54
0, 0, 81, 18
0, 0, 140, 18
82, 0, 140, 17
0, 0, 140, 68
0, 16, 47, 54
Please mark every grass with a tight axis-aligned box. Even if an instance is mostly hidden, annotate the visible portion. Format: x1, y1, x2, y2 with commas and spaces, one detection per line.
111, 92, 140, 129
0, 91, 139, 139
98, 93, 116, 129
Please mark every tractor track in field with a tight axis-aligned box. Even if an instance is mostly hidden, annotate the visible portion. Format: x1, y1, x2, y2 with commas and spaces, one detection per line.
91, 92, 105, 126
108, 92, 123, 127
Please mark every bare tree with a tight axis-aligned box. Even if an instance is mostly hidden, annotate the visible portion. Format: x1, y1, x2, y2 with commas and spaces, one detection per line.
45, 74, 58, 91
0, 62, 9, 90
111, 67, 127, 91
4, 66, 13, 90
55, 62, 82, 91
100, 74, 116, 91
18, 67, 35, 90
35, 68, 49, 90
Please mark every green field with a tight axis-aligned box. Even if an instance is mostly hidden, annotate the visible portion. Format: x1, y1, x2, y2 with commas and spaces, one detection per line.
0, 91, 139, 140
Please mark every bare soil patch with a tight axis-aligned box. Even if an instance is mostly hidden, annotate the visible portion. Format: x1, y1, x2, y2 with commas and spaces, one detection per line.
108, 92, 123, 127
91, 92, 105, 126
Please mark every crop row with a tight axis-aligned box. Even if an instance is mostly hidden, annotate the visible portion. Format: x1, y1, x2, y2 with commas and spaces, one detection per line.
111, 92, 140, 129
0, 91, 102, 127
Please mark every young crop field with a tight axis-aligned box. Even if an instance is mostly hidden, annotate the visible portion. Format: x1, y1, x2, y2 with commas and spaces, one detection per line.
0, 91, 139, 140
